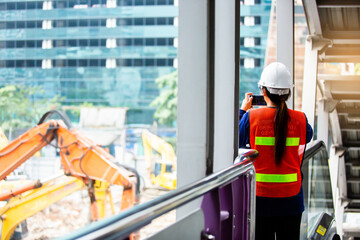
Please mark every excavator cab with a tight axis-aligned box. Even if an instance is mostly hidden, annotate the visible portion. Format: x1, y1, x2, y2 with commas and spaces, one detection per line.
142, 130, 176, 190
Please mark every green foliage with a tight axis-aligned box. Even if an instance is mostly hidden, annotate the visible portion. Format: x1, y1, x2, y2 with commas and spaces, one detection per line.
0, 85, 63, 131
151, 71, 178, 126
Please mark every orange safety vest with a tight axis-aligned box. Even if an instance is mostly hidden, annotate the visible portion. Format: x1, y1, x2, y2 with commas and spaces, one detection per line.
249, 107, 307, 198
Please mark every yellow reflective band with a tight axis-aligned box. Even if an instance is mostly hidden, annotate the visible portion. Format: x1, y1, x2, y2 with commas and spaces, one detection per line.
256, 173, 297, 183
255, 137, 300, 146
255, 137, 275, 146
286, 137, 300, 146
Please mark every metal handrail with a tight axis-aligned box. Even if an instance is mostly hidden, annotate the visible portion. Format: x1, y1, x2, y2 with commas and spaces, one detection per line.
58, 149, 258, 240
303, 140, 326, 163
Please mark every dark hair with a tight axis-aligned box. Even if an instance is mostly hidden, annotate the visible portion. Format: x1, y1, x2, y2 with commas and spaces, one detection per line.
264, 87, 290, 165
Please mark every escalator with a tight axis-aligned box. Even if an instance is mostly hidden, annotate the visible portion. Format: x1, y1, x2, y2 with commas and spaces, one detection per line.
301, 141, 339, 240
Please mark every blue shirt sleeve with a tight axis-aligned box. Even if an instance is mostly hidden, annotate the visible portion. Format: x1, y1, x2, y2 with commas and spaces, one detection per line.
305, 115, 313, 143
239, 109, 250, 148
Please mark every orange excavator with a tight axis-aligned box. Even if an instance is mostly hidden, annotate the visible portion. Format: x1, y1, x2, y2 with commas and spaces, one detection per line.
0, 110, 139, 240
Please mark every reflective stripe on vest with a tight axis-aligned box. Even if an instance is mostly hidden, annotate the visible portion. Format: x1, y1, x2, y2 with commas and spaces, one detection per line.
255, 137, 300, 146
256, 173, 297, 183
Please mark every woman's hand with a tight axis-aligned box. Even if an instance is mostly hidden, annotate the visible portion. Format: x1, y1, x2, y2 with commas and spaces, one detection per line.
241, 92, 253, 111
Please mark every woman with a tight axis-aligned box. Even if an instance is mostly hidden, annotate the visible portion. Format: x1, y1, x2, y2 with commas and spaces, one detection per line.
239, 62, 313, 240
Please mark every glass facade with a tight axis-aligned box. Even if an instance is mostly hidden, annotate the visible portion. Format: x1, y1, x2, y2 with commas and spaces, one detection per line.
0, 0, 178, 124
239, 0, 272, 99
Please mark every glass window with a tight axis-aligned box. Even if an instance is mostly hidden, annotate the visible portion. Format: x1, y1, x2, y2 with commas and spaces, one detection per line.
0, 22, 5, 29
79, 59, 88, 66
27, 2, 36, 9
145, 18, 155, 25
117, 0, 132, 6
90, 19, 99, 27
134, 0, 143, 5
6, 60, 15, 68
134, 18, 144, 25
156, 59, 166, 66
55, 1, 67, 8
157, 18, 166, 25
145, 59, 154, 66
255, 16, 261, 25
16, 60, 25, 68
27, 21, 36, 28
0, 3, 6, 10
36, 60, 42, 67
117, 39, 127, 46
157, 38, 166, 46
134, 39, 143, 46
100, 19, 106, 26
68, 0, 76, 8
118, 19, 131, 26
117, 59, 126, 66
79, 39, 88, 46
36, 21, 42, 28
6, 41, 15, 48
99, 59, 106, 66
56, 40, 66, 47
17, 2, 26, 10
145, 38, 155, 46
16, 21, 26, 29
145, 0, 155, 5
255, 37, 261, 45
134, 59, 143, 66
100, 39, 106, 46
157, 0, 167, 5
16, 41, 25, 48
168, 0, 174, 4
6, 22, 15, 29
69, 20, 77, 27
55, 20, 66, 28
168, 59, 173, 66
68, 59, 77, 66
79, 19, 88, 27
7, 2, 16, 10
26, 41, 35, 48
90, 39, 99, 46
168, 18, 174, 25
0, 41, 5, 48
168, 38, 174, 45
68, 40, 77, 47
26, 60, 35, 67
0, 60, 4, 68
90, 59, 98, 66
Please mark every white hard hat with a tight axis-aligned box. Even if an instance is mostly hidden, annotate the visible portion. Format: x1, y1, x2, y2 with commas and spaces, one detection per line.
258, 62, 294, 95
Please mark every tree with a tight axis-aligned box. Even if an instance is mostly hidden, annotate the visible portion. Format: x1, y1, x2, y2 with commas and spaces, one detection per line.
151, 71, 177, 126
0, 85, 62, 132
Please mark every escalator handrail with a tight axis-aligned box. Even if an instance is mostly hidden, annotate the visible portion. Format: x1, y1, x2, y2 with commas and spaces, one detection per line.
58, 149, 258, 240
303, 140, 327, 164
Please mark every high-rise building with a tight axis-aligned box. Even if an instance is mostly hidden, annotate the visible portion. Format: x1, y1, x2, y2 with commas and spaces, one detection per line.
0, 0, 178, 124
239, 0, 272, 99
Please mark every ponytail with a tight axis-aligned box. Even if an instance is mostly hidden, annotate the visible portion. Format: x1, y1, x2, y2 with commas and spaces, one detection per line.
264, 88, 290, 165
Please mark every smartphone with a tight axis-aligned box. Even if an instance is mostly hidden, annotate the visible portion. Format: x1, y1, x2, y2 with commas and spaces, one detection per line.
251, 95, 266, 106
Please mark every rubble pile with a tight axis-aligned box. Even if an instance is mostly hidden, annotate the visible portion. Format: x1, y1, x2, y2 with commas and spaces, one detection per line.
23, 190, 90, 240
21, 187, 175, 239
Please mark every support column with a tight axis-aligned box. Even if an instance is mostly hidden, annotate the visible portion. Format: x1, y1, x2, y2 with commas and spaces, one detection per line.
177, 0, 209, 219
277, 0, 294, 109
301, 37, 318, 129
213, 0, 236, 172
317, 99, 329, 148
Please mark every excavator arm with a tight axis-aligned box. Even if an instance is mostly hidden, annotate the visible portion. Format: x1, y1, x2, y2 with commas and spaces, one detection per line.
0, 175, 85, 240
